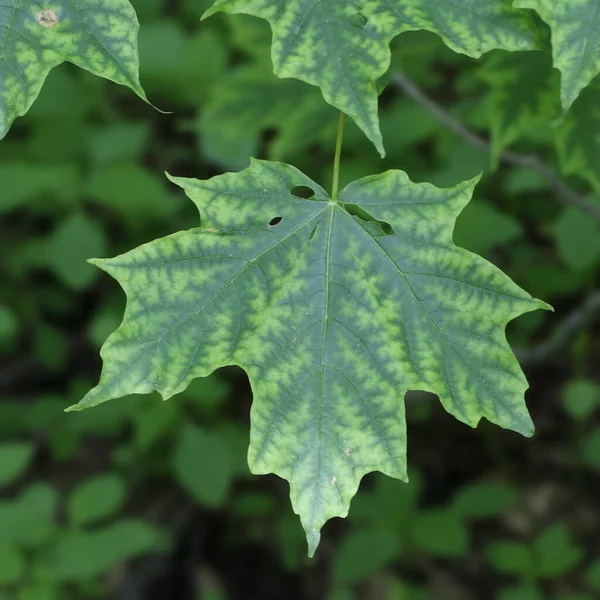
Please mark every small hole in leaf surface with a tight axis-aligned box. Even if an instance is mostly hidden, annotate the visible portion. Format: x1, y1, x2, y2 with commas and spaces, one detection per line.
269, 217, 283, 226
344, 203, 395, 236
290, 186, 315, 199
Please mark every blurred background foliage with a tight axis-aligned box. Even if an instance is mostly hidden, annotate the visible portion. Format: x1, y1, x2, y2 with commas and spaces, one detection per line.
2, 1, 600, 599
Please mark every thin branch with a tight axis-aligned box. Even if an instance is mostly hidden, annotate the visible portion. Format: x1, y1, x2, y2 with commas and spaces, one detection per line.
516, 291, 600, 365
392, 72, 600, 224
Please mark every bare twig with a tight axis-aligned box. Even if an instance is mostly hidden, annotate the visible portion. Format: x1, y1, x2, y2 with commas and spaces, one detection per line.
392, 72, 600, 223
516, 291, 600, 365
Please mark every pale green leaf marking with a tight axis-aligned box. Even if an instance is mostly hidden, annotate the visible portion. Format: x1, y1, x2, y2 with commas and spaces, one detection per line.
204, 0, 539, 154
514, 0, 600, 109
69, 160, 549, 555
0, 0, 147, 138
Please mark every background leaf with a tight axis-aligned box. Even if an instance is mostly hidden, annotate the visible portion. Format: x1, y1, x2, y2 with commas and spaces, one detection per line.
0, 0, 147, 138
0, 443, 34, 488
172, 424, 233, 508
68, 474, 126, 527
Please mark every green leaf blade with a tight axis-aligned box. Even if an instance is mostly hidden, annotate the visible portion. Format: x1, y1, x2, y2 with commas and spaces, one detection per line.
71, 160, 548, 554
67, 474, 126, 527
514, 0, 600, 108
0, 0, 147, 138
0, 443, 34, 488
172, 424, 233, 508
204, 0, 539, 154
479, 50, 560, 162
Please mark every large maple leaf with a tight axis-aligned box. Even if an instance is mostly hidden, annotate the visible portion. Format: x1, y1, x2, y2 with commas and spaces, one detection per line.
204, 0, 540, 154
69, 161, 549, 554
0, 0, 147, 138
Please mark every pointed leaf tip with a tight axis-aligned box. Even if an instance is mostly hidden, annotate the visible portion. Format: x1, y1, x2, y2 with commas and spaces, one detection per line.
306, 528, 321, 558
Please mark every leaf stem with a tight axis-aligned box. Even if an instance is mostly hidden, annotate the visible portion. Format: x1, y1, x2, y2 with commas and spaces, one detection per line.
331, 112, 346, 201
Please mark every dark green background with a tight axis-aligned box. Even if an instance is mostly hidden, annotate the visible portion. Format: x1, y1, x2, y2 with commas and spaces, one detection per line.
1, 2, 600, 599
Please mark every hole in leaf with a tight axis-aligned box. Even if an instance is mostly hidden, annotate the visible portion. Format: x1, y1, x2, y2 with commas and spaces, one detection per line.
350, 13, 367, 29
269, 217, 283, 227
291, 186, 315, 199
344, 204, 395, 236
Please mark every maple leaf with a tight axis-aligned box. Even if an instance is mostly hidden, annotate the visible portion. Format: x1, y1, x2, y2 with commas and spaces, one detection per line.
0, 0, 147, 138
69, 160, 549, 554
204, 0, 540, 154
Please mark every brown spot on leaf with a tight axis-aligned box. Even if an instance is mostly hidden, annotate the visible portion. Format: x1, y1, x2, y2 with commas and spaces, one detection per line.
36, 9, 59, 28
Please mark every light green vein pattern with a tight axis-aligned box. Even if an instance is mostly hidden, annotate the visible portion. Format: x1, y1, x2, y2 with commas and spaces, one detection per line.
69, 160, 549, 555
204, 0, 539, 154
0, 1, 146, 138
515, 0, 600, 109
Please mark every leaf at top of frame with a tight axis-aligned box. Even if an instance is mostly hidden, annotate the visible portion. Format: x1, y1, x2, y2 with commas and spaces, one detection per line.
204, 0, 541, 155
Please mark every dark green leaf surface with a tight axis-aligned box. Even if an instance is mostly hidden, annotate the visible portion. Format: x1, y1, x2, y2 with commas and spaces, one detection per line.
515, 0, 600, 109
172, 424, 233, 507
332, 529, 400, 584
553, 207, 600, 272
198, 62, 336, 170
36, 520, 162, 581
533, 523, 583, 579
67, 473, 126, 526
0, 545, 24, 584
0, 443, 34, 488
0, 0, 146, 138
70, 160, 548, 554
204, 0, 539, 154
479, 50, 559, 161
561, 378, 600, 420
410, 509, 469, 557
451, 481, 519, 519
